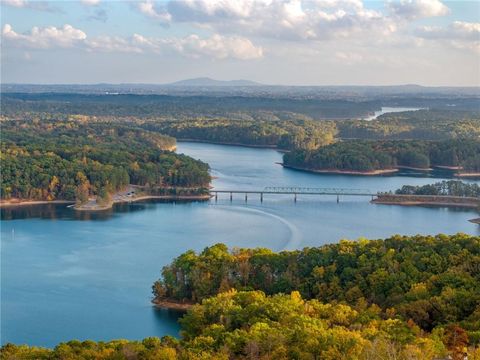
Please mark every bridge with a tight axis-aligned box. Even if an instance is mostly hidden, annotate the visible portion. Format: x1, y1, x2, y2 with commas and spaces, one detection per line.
210, 187, 376, 203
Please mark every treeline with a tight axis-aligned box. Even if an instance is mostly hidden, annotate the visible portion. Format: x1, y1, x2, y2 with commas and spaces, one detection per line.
153, 234, 480, 337
1, 92, 380, 119
2, 292, 477, 359
338, 110, 480, 140
395, 180, 480, 197
0, 119, 210, 202
283, 139, 480, 172
144, 119, 338, 150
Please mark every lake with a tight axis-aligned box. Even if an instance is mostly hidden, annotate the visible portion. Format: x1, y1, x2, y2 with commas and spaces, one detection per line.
1, 142, 478, 347
363, 107, 425, 120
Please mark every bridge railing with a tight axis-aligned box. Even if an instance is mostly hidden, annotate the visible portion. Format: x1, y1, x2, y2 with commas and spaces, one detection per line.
263, 187, 373, 195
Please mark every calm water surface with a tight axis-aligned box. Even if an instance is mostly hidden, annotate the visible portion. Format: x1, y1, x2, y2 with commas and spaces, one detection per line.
1, 142, 479, 347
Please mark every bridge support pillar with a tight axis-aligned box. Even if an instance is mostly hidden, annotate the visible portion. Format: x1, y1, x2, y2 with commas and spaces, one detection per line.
294, 193, 297, 203
245, 193, 248, 202
260, 193, 263, 202
215, 192, 218, 202
230, 192, 232, 202
337, 195, 339, 203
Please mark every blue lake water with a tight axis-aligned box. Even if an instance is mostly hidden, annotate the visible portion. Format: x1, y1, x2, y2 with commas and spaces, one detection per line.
1, 142, 479, 347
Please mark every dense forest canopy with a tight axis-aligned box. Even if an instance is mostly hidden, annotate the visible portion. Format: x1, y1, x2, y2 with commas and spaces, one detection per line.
2, 91, 479, 121
0, 119, 210, 202
1, 295, 476, 359
395, 180, 480, 197
144, 119, 338, 150
0, 93, 381, 119
283, 139, 480, 172
337, 110, 480, 140
153, 234, 480, 336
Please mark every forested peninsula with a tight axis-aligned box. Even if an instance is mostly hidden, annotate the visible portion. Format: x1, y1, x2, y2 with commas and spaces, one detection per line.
4, 234, 478, 359
283, 139, 480, 175
0, 118, 211, 209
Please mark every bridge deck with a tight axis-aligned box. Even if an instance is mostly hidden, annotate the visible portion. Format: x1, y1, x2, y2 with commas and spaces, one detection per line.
211, 187, 375, 197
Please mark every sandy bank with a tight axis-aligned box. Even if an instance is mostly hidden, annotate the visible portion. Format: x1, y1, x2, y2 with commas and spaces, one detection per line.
281, 164, 399, 176
455, 172, 480, 178
152, 298, 194, 311
0, 199, 75, 208
396, 166, 432, 171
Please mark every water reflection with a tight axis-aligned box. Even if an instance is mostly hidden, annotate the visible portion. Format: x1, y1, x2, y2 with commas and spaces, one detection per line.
0, 200, 209, 221
151, 307, 184, 336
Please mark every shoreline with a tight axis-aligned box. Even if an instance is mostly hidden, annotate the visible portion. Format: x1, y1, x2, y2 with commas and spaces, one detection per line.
178, 139, 279, 149
373, 200, 479, 209
152, 298, 194, 311
74, 194, 211, 211
281, 163, 399, 176
455, 172, 480, 178
281, 163, 480, 178
372, 194, 480, 209
0, 194, 211, 211
0, 200, 75, 208
469, 218, 480, 224
396, 165, 432, 171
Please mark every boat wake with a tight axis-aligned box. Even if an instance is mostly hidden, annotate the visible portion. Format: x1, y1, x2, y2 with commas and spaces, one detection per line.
216, 205, 302, 250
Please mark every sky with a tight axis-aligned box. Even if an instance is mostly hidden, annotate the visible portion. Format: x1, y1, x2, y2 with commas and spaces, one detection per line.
1, 0, 479, 86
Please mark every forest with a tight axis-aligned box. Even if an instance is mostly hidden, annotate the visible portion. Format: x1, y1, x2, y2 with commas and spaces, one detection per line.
144, 119, 338, 150
0, 92, 382, 119
395, 180, 480, 197
283, 139, 480, 172
153, 234, 480, 337
337, 110, 480, 140
3, 234, 478, 359
0, 119, 211, 203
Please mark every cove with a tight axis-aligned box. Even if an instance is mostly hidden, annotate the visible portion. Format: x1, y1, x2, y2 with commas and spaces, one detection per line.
1, 142, 478, 347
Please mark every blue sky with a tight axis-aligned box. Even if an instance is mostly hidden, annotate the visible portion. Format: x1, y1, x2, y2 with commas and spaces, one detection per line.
1, 0, 479, 85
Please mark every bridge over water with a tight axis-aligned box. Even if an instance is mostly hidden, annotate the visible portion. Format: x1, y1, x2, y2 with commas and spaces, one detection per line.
210, 187, 377, 203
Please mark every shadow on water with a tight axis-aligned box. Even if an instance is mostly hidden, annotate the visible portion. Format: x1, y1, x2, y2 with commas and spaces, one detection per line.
151, 307, 184, 337
0, 199, 207, 221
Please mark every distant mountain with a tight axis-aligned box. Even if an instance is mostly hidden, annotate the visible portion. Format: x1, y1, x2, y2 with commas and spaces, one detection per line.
167, 77, 262, 87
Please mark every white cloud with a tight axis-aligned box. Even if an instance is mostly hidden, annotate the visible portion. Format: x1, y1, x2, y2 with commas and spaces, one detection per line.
416, 21, 480, 41
95, 32, 264, 59
2, 24, 263, 60
387, 0, 449, 20
81, 0, 101, 5
85, 35, 143, 53
415, 21, 480, 53
2, 24, 87, 49
137, 0, 172, 22
335, 51, 363, 65
2, 0, 27, 7
1, 0, 58, 11
174, 34, 263, 60
136, 0, 395, 41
